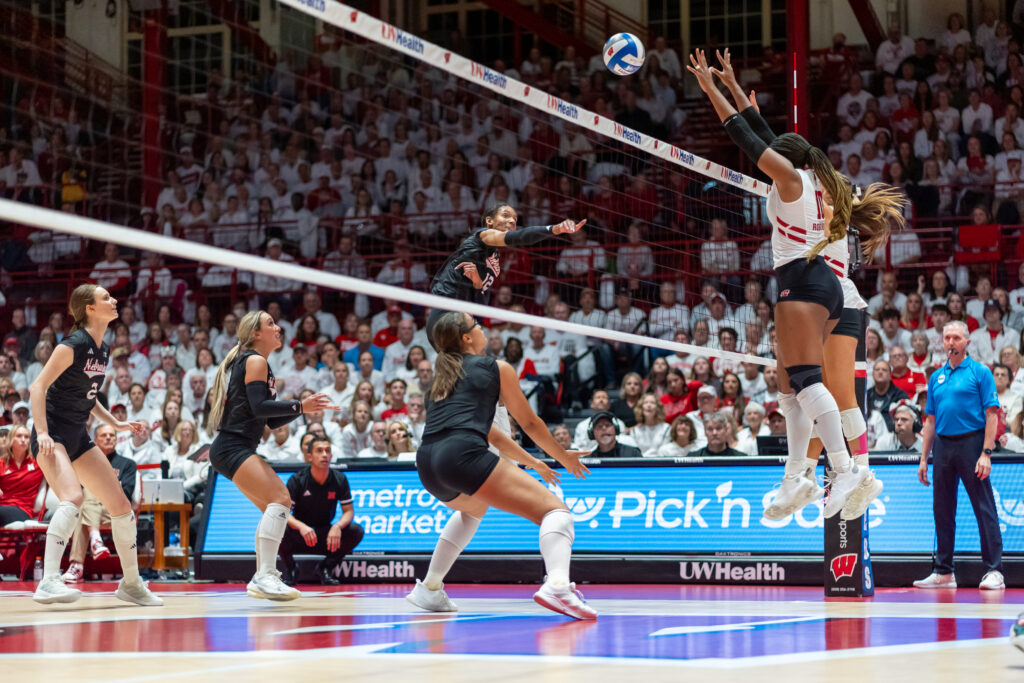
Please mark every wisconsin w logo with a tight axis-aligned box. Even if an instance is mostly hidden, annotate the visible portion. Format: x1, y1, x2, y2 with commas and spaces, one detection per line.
830, 553, 858, 580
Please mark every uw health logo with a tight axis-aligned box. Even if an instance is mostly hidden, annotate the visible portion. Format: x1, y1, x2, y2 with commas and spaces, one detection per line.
381, 25, 425, 54
612, 122, 642, 145
546, 95, 579, 120
470, 63, 508, 89
670, 146, 695, 166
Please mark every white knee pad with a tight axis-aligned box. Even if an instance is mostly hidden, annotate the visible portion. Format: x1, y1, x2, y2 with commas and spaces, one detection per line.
777, 392, 798, 416
796, 383, 840, 422
258, 503, 289, 542
47, 501, 80, 540
540, 508, 575, 544
840, 408, 867, 439
439, 511, 481, 551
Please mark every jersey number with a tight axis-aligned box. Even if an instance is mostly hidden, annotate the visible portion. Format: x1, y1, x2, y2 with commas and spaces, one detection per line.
87, 381, 98, 401
814, 190, 825, 220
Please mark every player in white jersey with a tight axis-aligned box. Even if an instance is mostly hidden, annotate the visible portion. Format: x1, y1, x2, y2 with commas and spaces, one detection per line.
690, 48, 905, 519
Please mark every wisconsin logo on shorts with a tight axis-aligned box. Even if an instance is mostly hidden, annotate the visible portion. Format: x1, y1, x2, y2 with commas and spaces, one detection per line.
780, 289, 791, 298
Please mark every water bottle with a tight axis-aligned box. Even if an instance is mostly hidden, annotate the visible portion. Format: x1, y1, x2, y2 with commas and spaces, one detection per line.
168, 532, 181, 557
33, 557, 43, 581
169, 532, 179, 547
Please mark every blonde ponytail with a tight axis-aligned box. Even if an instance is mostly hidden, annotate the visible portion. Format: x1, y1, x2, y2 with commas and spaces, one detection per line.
68, 284, 98, 333
204, 310, 267, 435
805, 146, 851, 260
849, 183, 908, 263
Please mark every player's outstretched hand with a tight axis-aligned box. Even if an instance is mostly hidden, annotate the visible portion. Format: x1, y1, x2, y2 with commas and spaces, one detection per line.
686, 49, 716, 94
556, 450, 592, 480
528, 458, 561, 486
552, 218, 586, 235
711, 48, 738, 86
302, 392, 340, 415
455, 261, 483, 289
116, 420, 145, 434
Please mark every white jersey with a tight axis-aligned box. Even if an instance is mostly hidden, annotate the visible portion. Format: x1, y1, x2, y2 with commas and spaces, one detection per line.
822, 234, 868, 311
489, 403, 513, 462
766, 168, 827, 269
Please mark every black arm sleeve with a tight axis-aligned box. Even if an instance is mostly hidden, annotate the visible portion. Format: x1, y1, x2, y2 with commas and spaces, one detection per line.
739, 106, 777, 145
245, 381, 302, 419
724, 113, 769, 164
267, 414, 299, 429
503, 224, 553, 247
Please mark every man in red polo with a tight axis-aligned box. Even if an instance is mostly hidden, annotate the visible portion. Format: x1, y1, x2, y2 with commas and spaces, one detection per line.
889, 345, 926, 398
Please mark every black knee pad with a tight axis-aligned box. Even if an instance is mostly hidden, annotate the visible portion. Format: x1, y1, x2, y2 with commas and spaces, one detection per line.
786, 364, 823, 393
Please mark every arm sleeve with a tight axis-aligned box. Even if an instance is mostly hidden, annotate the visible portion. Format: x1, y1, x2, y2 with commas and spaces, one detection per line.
245, 381, 303, 419
723, 113, 770, 164
503, 224, 553, 247
739, 106, 777, 145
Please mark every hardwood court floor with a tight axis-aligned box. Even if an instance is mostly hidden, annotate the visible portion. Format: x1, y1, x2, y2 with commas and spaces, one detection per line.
1, 582, 1023, 682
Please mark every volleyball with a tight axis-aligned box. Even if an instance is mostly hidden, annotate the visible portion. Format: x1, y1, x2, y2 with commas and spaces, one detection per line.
603, 32, 645, 76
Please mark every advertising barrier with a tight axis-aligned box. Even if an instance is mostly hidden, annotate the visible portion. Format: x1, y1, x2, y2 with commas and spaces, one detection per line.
195, 456, 1024, 585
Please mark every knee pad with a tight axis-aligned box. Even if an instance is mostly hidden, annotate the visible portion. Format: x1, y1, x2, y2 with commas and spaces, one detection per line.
840, 408, 867, 439
47, 501, 80, 540
539, 508, 575, 544
786, 365, 823, 394
258, 503, 290, 542
439, 511, 481, 551
777, 392, 798, 416
795, 382, 839, 422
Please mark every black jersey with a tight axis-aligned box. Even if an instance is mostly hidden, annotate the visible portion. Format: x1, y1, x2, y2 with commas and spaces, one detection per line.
287, 466, 353, 527
429, 228, 501, 304
46, 328, 109, 425
219, 350, 287, 443
424, 354, 500, 440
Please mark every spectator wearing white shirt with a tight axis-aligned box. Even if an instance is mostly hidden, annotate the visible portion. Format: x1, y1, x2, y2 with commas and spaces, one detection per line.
936, 12, 972, 56
175, 146, 204, 194
523, 325, 561, 379
556, 228, 606, 279
648, 282, 690, 341
568, 288, 616, 388
1009, 263, 1024, 312
1, 145, 43, 191
736, 401, 770, 455
381, 319, 418, 382
375, 238, 428, 289
858, 142, 887, 182
961, 89, 994, 138
117, 423, 162, 478
279, 345, 320, 398
867, 271, 909, 316
699, 218, 741, 294
89, 242, 132, 297
968, 299, 1019, 367
297, 290, 340, 341
876, 307, 914, 351
259, 424, 303, 463
650, 35, 682, 80
339, 401, 374, 458
966, 277, 994, 322
994, 363, 1024, 435
995, 103, 1024, 149
606, 287, 648, 374
357, 421, 390, 458
875, 27, 915, 76
836, 73, 871, 127
631, 393, 671, 457
995, 156, 1024, 223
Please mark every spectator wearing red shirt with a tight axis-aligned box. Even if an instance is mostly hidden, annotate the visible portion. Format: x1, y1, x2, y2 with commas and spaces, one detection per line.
0, 425, 44, 525
335, 313, 360, 354
888, 346, 926, 398
623, 173, 658, 226
373, 306, 403, 348
660, 368, 692, 423
590, 175, 624, 232
891, 93, 920, 145
379, 379, 408, 422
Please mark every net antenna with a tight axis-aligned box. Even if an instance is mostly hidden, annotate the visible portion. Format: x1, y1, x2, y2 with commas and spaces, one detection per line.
278, 0, 769, 198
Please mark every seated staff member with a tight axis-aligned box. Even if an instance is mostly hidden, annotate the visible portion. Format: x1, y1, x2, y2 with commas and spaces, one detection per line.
0, 425, 44, 525
425, 203, 585, 347
279, 435, 364, 586
589, 411, 643, 458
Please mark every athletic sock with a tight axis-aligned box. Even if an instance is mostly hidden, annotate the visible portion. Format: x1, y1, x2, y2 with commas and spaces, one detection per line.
796, 384, 852, 471
256, 503, 290, 575
424, 511, 481, 590
89, 529, 102, 544
110, 512, 140, 583
538, 509, 575, 587
778, 393, 812, 477
841, 407, 870, 467
44, 501, 80, 577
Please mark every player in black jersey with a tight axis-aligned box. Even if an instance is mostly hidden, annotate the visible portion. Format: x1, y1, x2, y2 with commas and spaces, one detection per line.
28, 284, 162, 606
425, 203, 586, 347
205, 309, 338, 600
406, 311, 597, 620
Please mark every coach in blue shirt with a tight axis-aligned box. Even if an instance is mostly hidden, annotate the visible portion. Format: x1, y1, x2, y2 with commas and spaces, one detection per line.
916, 320, 1003, 590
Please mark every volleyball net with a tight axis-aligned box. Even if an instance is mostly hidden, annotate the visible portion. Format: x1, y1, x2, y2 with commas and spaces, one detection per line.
0, 0, 785, 374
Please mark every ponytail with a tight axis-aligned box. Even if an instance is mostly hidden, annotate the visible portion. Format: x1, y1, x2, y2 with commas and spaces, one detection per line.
204, 310, 266, 435
848, 183, 908, 263
805, 146, 852, 260
429, 311, 472, 402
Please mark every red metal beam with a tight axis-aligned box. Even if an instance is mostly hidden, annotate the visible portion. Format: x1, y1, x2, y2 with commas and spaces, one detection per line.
847, 0, 886, 51
787, 0, 808, 136
142, 8, 166, 210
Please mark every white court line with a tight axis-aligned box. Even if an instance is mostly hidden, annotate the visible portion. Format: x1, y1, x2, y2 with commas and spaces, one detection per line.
0, 637, 1008, 670
267, 614, 508, 636
648, 616, 822, 637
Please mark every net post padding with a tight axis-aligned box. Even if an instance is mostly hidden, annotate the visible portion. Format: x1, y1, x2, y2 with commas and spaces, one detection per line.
0, 198, 775, 367
277, 0, 769, 198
